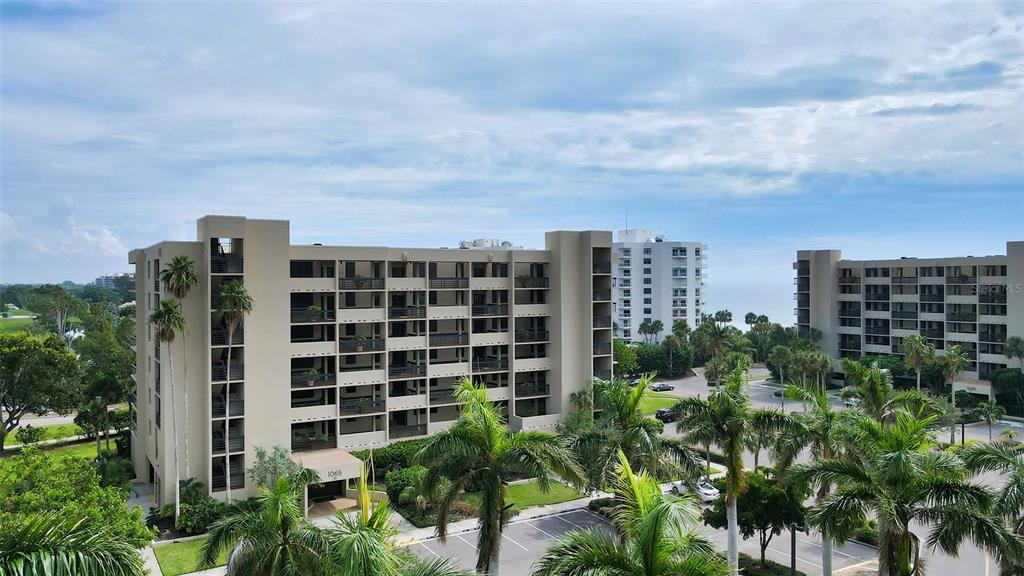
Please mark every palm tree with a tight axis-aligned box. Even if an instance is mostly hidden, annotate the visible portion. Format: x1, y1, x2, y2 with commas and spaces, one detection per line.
217, 278, 253, 502
650, 319, 664, 342
671, 361, 792, 573
148, 297, 185, 520
161, 256, 198, 480
813, 352, 833, 391
199, 469, 330, 575
962, 443, 1024, 573
0, 513, 146, 576
1005, 335, 1024, 369
975, 400, 1007, 441
900, 335, 935, 392
768, 345, 792, 393
532, 451, 728, 576
414, 378, 585, 575
838, 358, 938, 424
791, 411, 1017, 576
773, 383, 843, 576
942, 344, 970, 444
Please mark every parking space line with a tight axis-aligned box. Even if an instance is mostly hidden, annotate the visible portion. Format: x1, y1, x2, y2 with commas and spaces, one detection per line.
767, 546, 822, 569
525, 521, 558, 539
798, 538, 858, 559
418, 542, 441, 558
503, 533, 530, 552
554, 514, 586, 530
455, 534, 477, 550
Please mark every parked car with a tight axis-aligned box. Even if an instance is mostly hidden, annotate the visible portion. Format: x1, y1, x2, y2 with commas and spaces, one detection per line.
654, 408, 676, 423
650, 382, 675, 392
670, 479, 721, 502
629, 378, 643, 388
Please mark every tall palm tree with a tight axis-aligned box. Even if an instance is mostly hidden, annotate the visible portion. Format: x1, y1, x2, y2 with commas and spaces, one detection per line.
838, 358, 937, 424
532, 451, 728, 576
161, 256, 198, 480
1005, 335, 1024, 368
975, 400, 1007, 442
791, 411, 1017, 576
942, 344, 970, 444
0, 513, 146, 576
217, 278, 253, 502
813, 352, 833, 392
900, 335, 935, 392
773, 383, 843, 576
414, 378, 585, 575
199, 469, 329, 575
768, 345, 792, 409
149, 297, 185, 520
671, 361, 792, 573
962, 443, 1024, 573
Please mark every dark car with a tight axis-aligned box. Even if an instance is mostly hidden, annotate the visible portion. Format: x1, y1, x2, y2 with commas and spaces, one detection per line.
650, 382, 675, 392
629, 378, 643, 388
654, 408, 677, 423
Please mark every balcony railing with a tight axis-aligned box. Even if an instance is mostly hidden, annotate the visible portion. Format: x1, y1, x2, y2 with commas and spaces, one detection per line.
593, 342, 612, 355
154, 344, 161, 361
838, 309, 862, 318
593, 290, 611, 301
472, 358, 508, 372
211, 399, 245, 418
515, 277, 549, 288
865, 327, 889, 335
340, 338, 385, 352
922, 329, 945, 338
515, 329, 549, 342
892, 311, 918, 319
389, 424, 427, 440
864, 293, 890, 301
292, 437, 337, 452
593, 262, 611, 274
339, 277, 385, 290
979, 332, 1007, 344
211, 329, 244, 346
515, 383, 550, 397
210, 255, 243, 274
388, 364, 426, 378
212, 364, 244, 381
593, 316, 612, 328
946, 276, 977, 284
389, 306, 426, 319
472, 304, 508, 316
920, 294, 944, 302
211, 473, 245, 491
290, 372, 336, 388
946, 313, 978, 322
429, 277, 469, 289
837, 276, 862, 284
291, 308, 336, 323
212, 435, 245, 454
338, 398, 386, 415
838, 342, 862, 351
892, 277, 918, 284
979, 293, 1008, 304
429, 388, 459, 403
430, 332, 469, 346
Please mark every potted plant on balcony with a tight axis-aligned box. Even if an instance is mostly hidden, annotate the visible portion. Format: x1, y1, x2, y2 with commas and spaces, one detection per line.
306, 304, 322, 321
353, 273, 368, 289
303, 368, 318, 387
354, 334, 367, 352
516, 274, 532, 288
515, 328, 529, 341
356, 396, 373, 414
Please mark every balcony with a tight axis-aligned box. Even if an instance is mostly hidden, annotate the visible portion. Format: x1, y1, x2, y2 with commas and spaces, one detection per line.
593, 289, 612, 302
865, 326, 889, 335
593, 316, 612, 328
946, 276, 977, 285
388, 363, 426, 379
429, 277, 469, 289
339, 338, 385, 353
389, 423, 427, 440
291, 308, 336, 323
838, 342, 862, 351
212, 434, 245, 454
338, 397, 386, 416
946, 313, 977, 322
515, 277, 549, 288
593, 342, 612, 355
979, 332, 1007, 344
473, 358, 509, 372
211, 329, 244, 346
980, 293, 1008, 304
837, 276, 862, 284
290, 371, 336, 388
292, 436, 337, 452
892, 277, 918, 284
922, 329, 945, 338
864, 293, 890, 301
920, 294, 944, 302
891, 311, 918, 320
389, 306, 426, 319
339, 277, 385, 290
211, 398, 244, 418
210, 255, 243, 274
211, 363, 244, 382
472, 304, 508, 316
515, 383, 550, 397
430, 332, 470, 347
593, 262, 611, 274
515, 329, 549, 343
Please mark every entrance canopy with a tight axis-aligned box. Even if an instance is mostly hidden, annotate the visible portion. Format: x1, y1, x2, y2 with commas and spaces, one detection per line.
953, 380, 994, 400
290, 448, 362, 482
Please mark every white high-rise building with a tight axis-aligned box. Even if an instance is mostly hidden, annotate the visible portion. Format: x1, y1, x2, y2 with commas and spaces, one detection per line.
613, 230, 706, 343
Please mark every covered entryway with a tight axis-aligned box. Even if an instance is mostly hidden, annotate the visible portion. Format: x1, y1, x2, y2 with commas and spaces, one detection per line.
290, 448, 363, 518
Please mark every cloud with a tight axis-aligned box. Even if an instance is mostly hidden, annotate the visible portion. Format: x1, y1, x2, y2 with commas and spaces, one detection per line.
870, 102, 984, 117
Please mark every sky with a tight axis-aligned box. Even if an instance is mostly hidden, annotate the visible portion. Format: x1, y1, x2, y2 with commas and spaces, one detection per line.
2, 1, 1022, 324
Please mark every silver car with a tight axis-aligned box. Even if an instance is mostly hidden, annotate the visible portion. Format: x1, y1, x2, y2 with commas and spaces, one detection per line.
670, 479, 721, 502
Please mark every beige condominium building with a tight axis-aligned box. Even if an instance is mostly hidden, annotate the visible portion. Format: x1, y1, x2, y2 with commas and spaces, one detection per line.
129, 216, 613, 507
794, 241, 1023, 385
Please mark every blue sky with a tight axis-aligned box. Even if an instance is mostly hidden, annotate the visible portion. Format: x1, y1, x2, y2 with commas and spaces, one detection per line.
2, 2, 1022, 324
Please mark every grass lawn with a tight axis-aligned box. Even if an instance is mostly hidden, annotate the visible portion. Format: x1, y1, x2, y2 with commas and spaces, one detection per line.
154, 538, 228, 576
463, 479, 583, 514
0, 316, 35, 333
3, 422, 81, 447
638, 393, 678, 415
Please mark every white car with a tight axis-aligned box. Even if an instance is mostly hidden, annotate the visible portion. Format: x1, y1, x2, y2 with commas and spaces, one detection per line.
670, 480, 721, 502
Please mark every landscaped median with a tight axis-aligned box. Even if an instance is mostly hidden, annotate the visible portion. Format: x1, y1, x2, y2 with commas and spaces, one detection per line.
152, 537, 228, 576
637, 392, 678, 415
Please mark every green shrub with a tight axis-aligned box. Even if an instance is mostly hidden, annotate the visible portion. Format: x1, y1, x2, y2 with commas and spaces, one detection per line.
177, 498, 225, 535
14, 424, 45, 446
384, 465, 426, 502
93, 455, 134, 488
352, 438, 432, 479
945, 439, 984, 454
851, 518, 879, 546
738, 553, 805, 576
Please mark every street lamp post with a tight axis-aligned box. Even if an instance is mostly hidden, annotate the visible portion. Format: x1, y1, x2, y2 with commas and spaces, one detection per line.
961, 407, 968, 447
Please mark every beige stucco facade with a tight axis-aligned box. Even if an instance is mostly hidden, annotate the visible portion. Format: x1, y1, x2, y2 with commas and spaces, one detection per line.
129, 216, 612, 505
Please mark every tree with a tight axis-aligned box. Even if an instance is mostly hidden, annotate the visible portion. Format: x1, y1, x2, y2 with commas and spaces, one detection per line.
839, 358, 938, 424
713, 310, 733, 327
703, 471, 804, 567
671, 361, 792, 573
942, 344, 971, 444
672, 319, 691, 343
975, 400, 1007, 441
1006, 335, 1024, 368
247, 445, 305, 488
0, 332, 80, 453
661, 334, 693, 378
76, 314, 134, 452
637, 319, 655, 343
900, 335, 935, 392
791, 412, 1019, 576
74, 398, 108, 455
161, 255, 199, 480
413, 378, 584, 575
217, 278, 253, 502
768, 346, 792, 407
612, 338, 638, 376
0, 513, 146, 576
533, 450, 727, 576
650, 319, 664, 342
149, 298, 186, 520
199, 470, 329, 575
14, 424, 44, 446
962, 443, 1024, 574
744, 312, 757, 327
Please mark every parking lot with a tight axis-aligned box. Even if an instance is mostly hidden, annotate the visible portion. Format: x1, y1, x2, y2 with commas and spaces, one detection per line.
407, 508, 879, 576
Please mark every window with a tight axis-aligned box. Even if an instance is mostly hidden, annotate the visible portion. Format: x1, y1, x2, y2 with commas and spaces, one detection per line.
622, 299, 631, 307
673, 288, 687, 297
643, 278, 652, 285
643, 288, 652, 294
622, 289, 631, 297
622, 269, 631, 277
643, 268, 652, 275
643, 298, 652, 304
621, 279, 631, 287
622, 320, 631, 327
622, 248, 631, 256
643, 248, 652, 255
643, 308, 652, 314
643, 258, 652, 265
672, 268, 687, 277
672, 248, 687, 257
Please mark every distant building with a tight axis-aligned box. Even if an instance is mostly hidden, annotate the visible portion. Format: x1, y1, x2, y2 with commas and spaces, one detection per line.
613, 230, 706, 343
457, 239, 523, 250
94, 272, 134, 289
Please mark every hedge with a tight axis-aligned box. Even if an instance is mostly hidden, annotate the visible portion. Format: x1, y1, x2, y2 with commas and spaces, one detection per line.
351, 437, 432, 480
739, 553, 806, 576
